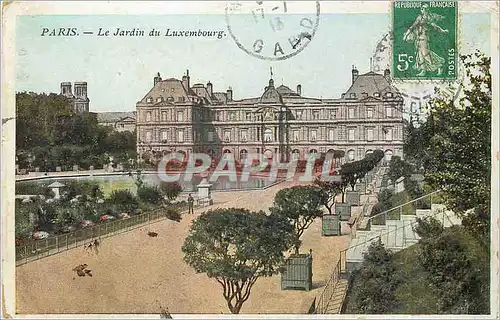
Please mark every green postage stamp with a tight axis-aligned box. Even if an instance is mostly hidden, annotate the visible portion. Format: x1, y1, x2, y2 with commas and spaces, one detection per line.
393, 1, 458, 80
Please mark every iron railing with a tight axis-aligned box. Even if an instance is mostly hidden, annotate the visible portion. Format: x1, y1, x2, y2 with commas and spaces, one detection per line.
314, 249, 346, 314
15, 208, 180, 266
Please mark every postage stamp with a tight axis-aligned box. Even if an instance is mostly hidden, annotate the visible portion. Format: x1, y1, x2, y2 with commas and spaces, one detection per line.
1, 1, 498, 319
393, 1, 458, 80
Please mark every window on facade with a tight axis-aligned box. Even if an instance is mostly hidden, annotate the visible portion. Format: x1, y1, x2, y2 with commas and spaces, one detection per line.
240, 130, 248, 142
161, 131, 168, 141
386, 106, 393, 118
156, 97, 163, 103
295, 110, 303, 120
228, 112, 236, 121
310, 130, 317, 141
177, 130, 184, 142
367, 108, 373, 118
349, 93, 356, 99
177, 111, 184, 122
216, 111, 222, 121
264, 128, 273, 142
146, 131, 152, 142
348, 128, 355, 141
147, 97, 153, 103
384, 127, 393, 141
224, 130, 231, 142
179, 96, 185, 102
328, 129, 334, 141
330, 109, 338, 119
312, 110, 320, 120
161, 111, 167, 121
367, 128, 374, 141
257, 127, 261, 141
374, 92, 380, 97
146, 111, 152, 122
348, 108, 355, 119
245, 112, 252, 121
347, 150, 355, 162
293, 130, 300, 141
207, 131, 214, 142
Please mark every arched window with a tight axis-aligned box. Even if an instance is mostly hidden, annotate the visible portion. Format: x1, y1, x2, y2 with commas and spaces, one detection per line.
347, 149, 355, 162
264, 149, 273, 160
309, 149, 318, 154
240, 149, 248, 161
264, 128, 273, 142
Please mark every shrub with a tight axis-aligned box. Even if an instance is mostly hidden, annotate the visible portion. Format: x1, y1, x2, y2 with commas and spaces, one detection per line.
165, 207, 182, 222
414, 216, 444, 239
107, 189, 139, 212
137, 185, 163, 204
160, 181, 182, 201
348, 239, 401, 313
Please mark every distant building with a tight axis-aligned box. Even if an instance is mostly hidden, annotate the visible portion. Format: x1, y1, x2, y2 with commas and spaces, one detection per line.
60, 82, 90, 114
97, 112, 136, 132
135, 68, 404, 164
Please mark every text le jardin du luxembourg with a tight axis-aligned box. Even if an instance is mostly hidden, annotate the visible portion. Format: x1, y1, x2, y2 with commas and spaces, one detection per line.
41, 27, 227, 39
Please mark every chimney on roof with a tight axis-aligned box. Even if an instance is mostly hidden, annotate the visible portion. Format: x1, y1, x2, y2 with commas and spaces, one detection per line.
226, 87, 233, 101
182, 69, 190, 90
297, 84, 302, 96
352, 65, 359, 84
60, 82, 72, 96
154, 72, 162, 86
207, 81, 213, 97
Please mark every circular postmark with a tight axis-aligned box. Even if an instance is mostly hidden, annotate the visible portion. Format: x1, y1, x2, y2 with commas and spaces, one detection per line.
372, 31, 464, 116
225, 1, 320, 61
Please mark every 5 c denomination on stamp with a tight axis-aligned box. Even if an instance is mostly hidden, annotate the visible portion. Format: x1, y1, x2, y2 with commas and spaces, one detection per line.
225, 1, 320, 61
393, 1, 458, 80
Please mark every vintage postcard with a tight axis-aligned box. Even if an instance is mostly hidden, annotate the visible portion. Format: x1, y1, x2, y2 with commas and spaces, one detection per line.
1, 1, 499, 318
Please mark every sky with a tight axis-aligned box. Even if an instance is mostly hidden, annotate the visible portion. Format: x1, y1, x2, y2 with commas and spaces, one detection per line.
15, 12, 491, 112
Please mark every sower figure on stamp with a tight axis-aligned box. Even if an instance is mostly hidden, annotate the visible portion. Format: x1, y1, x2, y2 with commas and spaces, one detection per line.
187, 193, 194, 214
403, 3, 448, 76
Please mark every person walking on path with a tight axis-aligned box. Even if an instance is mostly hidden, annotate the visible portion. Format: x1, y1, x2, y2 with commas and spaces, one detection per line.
187, 194, 194, 214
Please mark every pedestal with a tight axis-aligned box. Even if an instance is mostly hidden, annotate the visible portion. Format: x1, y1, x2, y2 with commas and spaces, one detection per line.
346, 191, 361, 206
322, 214, 341, 236
335, 203, 352, 221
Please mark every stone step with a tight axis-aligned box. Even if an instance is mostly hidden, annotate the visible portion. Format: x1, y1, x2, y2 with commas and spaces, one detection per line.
416, 209, 431, 219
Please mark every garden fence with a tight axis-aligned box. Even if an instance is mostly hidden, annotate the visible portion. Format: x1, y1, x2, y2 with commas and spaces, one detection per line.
16, 209, 169, 266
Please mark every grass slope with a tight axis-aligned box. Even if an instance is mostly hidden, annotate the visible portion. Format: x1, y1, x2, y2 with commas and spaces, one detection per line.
344, 225, 489, 314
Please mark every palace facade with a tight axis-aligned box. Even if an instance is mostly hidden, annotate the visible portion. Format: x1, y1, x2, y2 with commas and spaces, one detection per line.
136, 68, 404, 164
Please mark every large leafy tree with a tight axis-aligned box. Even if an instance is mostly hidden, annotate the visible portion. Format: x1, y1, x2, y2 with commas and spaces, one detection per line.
182, 208, 294, 314
270, 185, 324, 254
424, 51, 491, 241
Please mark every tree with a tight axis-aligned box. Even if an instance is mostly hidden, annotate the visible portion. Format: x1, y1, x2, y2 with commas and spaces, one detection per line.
182, 208, 294, 314
270, 186, 324, 254
314, 177, 343, 215
387, 156, 413, 184
423, 51, 491, 241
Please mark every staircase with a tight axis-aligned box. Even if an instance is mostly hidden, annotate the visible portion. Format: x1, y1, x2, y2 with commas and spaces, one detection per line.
345, 199, 462, 272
